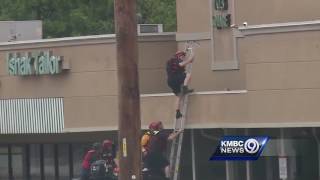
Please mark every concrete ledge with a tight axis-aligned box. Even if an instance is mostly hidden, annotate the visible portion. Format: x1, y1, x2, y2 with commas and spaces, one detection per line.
176, 32, 211, 41
238, 20, 320, 36
140, 90, 247, 97
63, 126, 118, 132
0, 32, 176, 50
186, 122, 320, 129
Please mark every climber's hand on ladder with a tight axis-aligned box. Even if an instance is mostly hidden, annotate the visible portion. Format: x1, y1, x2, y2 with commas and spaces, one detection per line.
168, 129, 184, 141
175, 129, 184, 134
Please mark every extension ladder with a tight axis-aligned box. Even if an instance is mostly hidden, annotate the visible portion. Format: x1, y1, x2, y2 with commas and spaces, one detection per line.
169, 92, 190, 180
169, 41, 199, 180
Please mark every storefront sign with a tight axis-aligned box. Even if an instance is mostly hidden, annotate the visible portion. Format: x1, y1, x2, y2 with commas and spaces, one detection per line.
7, 51, 62, 76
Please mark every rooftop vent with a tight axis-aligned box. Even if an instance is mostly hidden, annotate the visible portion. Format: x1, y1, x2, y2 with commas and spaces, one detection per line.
137, 24, 163, 34
0, 21, 42, 42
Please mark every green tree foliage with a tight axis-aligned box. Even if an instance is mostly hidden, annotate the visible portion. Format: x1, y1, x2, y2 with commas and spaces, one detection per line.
0, 0, 176, 38
137, 0, 176, 32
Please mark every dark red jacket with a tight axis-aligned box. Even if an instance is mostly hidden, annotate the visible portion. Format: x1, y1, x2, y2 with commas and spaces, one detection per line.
166, 58, 185, 77
82, 149, 99, 170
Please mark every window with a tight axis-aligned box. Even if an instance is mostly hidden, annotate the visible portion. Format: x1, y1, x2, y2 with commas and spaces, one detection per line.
0, 146, 8, 179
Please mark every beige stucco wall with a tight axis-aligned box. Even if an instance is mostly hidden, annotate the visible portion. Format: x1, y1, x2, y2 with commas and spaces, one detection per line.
138, 40, 176, 93
177, 0, 320, 31
235, 0, 320, 25
175, 0, 320, 91
1, 30, 320, 130
142, 89, 320, 129
176, 0, 211, 33
0, 39, 118, 130
0, 34, 177, 131
176, 0, 246, 91
141, 93, 249, 129
0, 43, 118, 98
173, 29, 320, 128
181, 40, 245, 91
146, 0, 320, 128
240, 31, 320, 90
1, 0, 320, 132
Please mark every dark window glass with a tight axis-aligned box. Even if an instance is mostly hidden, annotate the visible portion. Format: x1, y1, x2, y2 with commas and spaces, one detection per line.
30, 144, 41, 180
73, 143, 90, 177
195, 129, 227, 180
12, 146, 23, 180
0, 146, 9, 179
59, 144, 70, 180
44, 144, 55, 180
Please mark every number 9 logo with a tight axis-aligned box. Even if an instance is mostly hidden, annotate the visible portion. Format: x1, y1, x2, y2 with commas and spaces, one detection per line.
244, 139, 260, 154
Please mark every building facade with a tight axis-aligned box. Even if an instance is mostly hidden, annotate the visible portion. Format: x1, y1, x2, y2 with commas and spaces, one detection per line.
1, 0, 320, 179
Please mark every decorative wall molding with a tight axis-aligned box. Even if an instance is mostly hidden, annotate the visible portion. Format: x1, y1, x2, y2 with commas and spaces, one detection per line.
63, 126, 118, 132
238, 20, 320, 36
185, 122, 320, 129
0, 32, 176, 51
141, 90, 247, 97
176, 32, 212, 41
211, 28, 240, 70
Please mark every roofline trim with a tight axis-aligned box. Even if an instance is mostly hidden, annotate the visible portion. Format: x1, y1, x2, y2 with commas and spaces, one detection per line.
0, 32, 176, 50
238, 20, 320, 36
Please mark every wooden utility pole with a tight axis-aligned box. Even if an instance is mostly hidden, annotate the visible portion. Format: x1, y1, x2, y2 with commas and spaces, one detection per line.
114, 0, 141, 180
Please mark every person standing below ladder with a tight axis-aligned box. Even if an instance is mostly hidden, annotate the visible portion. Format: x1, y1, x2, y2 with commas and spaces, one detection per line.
145, 121, 183, 179
166, 47, 195, 119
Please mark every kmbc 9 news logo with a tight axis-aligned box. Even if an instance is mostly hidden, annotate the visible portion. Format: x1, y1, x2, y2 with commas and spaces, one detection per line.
210, 136, 269, 161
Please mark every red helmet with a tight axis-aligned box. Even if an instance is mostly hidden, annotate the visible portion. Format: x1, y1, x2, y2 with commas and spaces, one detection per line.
175, 51, 186, 58
102, 139, 113, 149
148, 121, 162, 130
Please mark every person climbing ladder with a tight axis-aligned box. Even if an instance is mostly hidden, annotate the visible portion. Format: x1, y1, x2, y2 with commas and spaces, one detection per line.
166, 46, 195, 119
143, 121, 183, 180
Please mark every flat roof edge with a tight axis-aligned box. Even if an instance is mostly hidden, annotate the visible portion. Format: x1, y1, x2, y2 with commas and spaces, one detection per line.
0, 32, 176, 48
